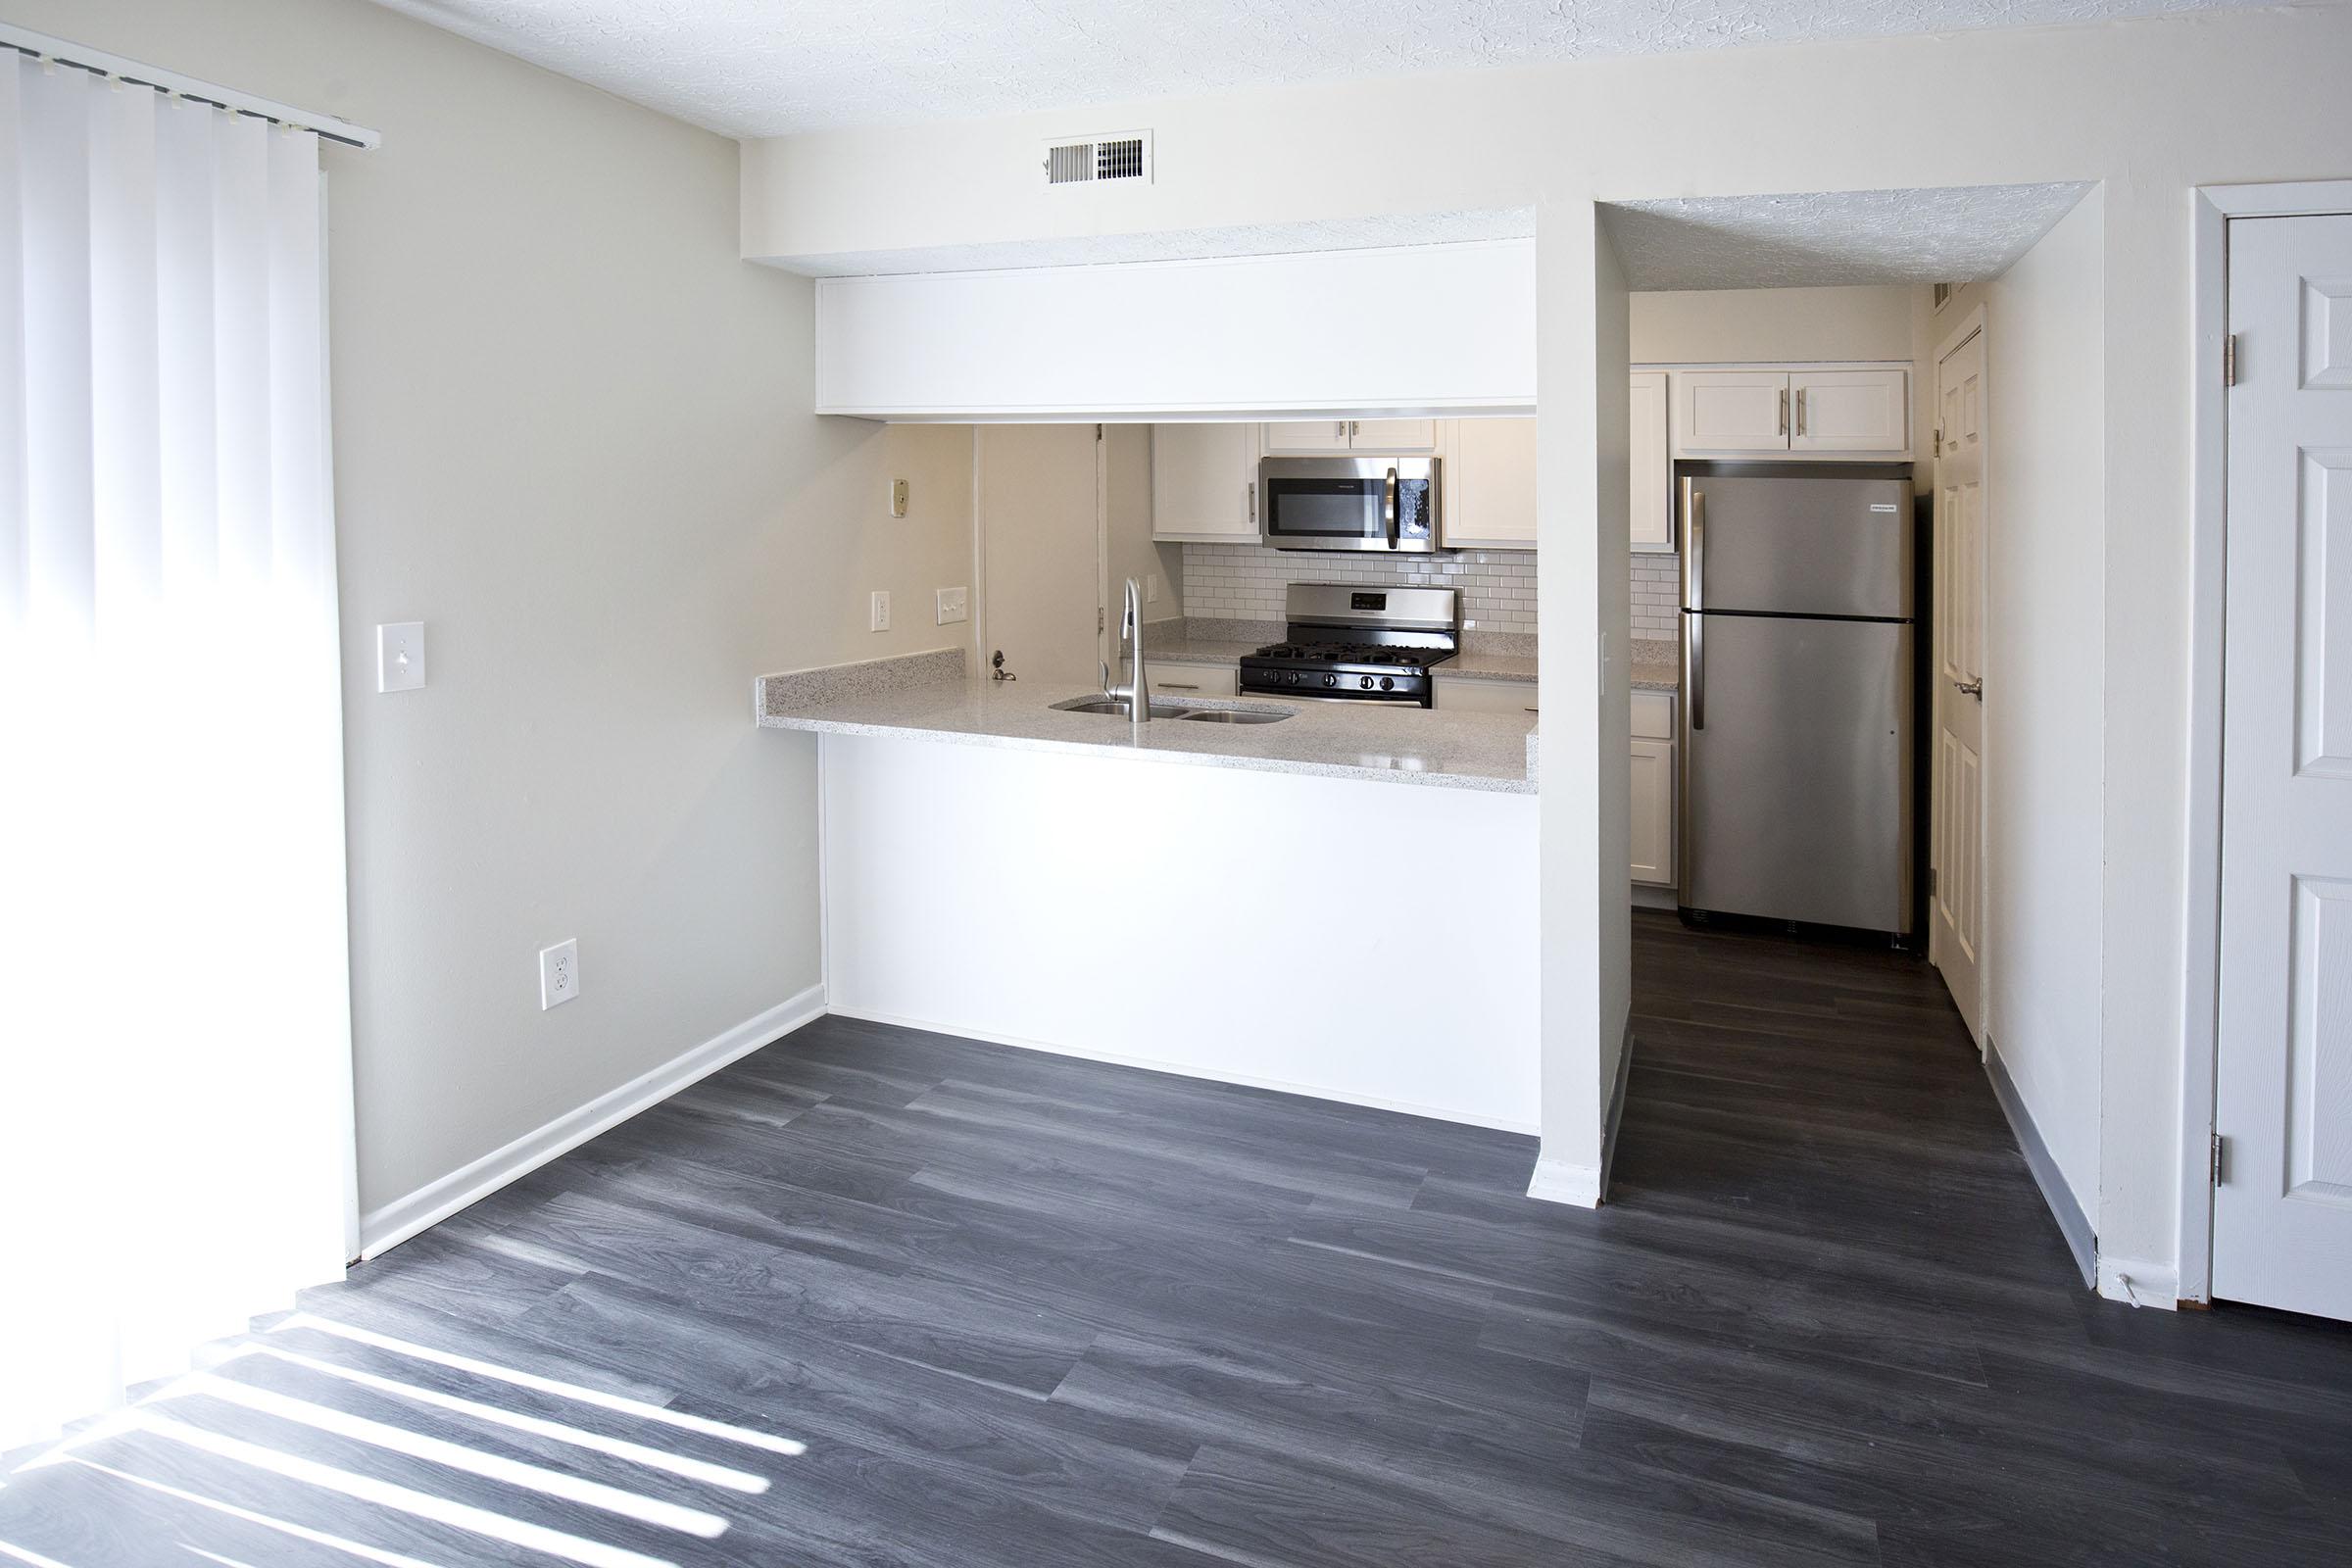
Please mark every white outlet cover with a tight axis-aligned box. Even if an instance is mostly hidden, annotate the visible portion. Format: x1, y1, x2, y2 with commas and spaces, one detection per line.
935, 585, 968, 625
539, 938, 579, 1009
1147, 573, 1161, 604
377, 621, 425, 693
870, 590, 891, 632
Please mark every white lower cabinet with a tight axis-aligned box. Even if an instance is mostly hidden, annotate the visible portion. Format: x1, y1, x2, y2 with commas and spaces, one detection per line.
1631, 690, 1676, 888
1148, 661, 1237, 698
1433, 675, 1540, 715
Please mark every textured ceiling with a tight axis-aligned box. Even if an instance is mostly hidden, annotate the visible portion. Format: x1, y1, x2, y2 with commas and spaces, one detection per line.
372, 0, 2267, 138
1603, 183, 2095, 288
781, 208, 1536, 277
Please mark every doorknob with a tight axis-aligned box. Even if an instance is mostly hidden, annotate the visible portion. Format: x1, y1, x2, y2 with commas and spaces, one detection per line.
1957, 677, 1984, 700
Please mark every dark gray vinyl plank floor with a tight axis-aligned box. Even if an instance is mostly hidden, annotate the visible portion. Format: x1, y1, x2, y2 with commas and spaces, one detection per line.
7, 911, 2351, 1565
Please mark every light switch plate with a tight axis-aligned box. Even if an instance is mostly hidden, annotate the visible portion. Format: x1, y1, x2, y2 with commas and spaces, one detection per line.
539, 939, 578, 1009
869, 590, 892, 632
935, 586, 968, 625
377, 621, 425, 693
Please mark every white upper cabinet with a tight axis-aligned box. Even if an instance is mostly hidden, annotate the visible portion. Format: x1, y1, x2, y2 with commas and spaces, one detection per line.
1668, 365, 1910, 460
1789, 368, 1910, 453
1151, 424, 1261, 543
1346, 418, 1439, 453
1442, 416, 1539, 549
1629, 370, 1673, 553
1677, 370, 1789, 454
1261, 420, 1354, 455
1262, 418, 1438, 455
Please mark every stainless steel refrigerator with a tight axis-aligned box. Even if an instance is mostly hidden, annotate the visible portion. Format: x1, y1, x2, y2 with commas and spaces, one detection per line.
1677, 463, 1916, 936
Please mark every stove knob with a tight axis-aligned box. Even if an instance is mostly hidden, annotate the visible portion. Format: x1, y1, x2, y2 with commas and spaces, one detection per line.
1322, 673, 1338, 689
1359, 675, 1374, 690
1287, 671, 1301, 685
1380, 676, 1395, 691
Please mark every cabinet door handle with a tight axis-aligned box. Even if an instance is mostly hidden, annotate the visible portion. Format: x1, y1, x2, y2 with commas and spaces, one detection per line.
1794, 387, 1807, 436
1248, 480, 1256, 526
1154, 682, 1201, 692
1779, 387, 1788, 436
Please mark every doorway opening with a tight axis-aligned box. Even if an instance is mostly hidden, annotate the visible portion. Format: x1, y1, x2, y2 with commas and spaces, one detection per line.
1594, 182, 2106, 1291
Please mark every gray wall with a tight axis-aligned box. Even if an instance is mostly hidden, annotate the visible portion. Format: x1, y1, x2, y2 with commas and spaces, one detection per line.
13, 0, 977, 1222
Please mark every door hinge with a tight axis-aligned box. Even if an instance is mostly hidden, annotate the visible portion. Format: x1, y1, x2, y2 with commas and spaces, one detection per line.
1096, 422, 1104, 440
2224, 334, 2238, 388
1932, 426, 1942, 458
2211, 1132, 2228, 1186
1098, 606, 1105, 634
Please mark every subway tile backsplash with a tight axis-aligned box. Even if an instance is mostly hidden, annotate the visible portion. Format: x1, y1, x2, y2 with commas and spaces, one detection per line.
1181, 544, 1539, 632
1182, 543, 1679, 644
1633, 551, 1681, 640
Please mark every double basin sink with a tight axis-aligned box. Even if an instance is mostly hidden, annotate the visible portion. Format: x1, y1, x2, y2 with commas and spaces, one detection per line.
1051, 695, 1293, 725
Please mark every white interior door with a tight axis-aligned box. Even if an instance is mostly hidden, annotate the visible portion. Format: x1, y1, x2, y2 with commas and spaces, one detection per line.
1929, 318, 1987, 1042
2213, 212, 2352, 1321
979, 424, 1102, 685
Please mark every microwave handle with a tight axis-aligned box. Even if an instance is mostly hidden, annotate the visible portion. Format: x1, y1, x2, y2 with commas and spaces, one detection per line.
1384, 466, 1398, 550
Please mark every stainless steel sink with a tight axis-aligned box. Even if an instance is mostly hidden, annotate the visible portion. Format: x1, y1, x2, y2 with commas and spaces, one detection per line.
1050, 695, 1292, 724
1174, 708, 1290, 724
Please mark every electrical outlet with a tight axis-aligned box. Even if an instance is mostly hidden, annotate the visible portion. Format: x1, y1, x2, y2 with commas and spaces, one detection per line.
935, 586, 968, 625
539, 939, 578, 1009
1146, 573, 1161, 604
376, 621, 425, 693
889, 478, 909, 518
869, 590, 891, 632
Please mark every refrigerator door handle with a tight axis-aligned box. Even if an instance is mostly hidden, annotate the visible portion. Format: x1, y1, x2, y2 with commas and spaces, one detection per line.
1689, 611, 1705, 731
1685, 484, 1706, 613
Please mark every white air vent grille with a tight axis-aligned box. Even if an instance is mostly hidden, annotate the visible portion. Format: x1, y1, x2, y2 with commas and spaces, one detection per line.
1043, 130, 1152, 187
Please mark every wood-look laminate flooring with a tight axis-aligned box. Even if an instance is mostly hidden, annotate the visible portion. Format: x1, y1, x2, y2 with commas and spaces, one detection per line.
6, 912, 2350, 1565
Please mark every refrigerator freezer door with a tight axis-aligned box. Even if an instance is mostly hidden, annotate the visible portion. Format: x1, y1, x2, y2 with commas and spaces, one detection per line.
1680, 612, 1913, 933
1681, 472, 1913, 619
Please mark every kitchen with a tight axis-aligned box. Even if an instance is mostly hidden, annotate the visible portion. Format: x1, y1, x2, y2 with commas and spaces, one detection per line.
759, 276, 1932, 1172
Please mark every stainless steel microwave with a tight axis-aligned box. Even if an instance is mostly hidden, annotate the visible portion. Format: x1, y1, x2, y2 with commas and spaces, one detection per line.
1258, 457, 1441, 554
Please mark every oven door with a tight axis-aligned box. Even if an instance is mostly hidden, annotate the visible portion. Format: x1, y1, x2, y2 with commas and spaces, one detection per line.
1259, 458, 1439, 553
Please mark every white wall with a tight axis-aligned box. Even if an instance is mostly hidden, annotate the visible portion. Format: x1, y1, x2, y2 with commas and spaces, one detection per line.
741, 2, 2352, 1286
1631, 285, 1917, 365
12, 0, 977, 1228
823, 734, 1541, 1130
1924, 193, 2107, 1208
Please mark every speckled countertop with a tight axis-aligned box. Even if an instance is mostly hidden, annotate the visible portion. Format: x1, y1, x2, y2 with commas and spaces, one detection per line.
1138, 617, 1678, 693
759, 665, 1540, 795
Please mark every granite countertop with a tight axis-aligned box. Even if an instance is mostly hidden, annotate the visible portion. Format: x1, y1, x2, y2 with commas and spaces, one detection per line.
758, 651, 1538, 795
1140, 617, 1679, 693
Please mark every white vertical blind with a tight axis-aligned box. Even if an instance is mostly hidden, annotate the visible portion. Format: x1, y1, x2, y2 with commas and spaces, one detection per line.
0, 53, 354, 1451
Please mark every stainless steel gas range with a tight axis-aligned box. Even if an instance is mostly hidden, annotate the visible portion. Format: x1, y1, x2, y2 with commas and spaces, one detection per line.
1237, 583, 1459, 708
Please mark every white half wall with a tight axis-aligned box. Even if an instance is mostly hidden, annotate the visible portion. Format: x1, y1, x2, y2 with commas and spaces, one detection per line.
821, 734, 1542, 1132
813, 240, 1537, 418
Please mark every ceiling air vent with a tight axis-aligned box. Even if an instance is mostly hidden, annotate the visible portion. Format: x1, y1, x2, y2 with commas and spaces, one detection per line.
1043, 130, 1152, 188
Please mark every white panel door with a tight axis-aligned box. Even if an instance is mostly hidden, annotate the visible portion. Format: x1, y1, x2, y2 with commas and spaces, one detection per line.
1629, 371, 1672, 551
1791, 368, 1910, 454
1260, 420, 1354, 454
1675, 370, 1789, 455
1630, 738, 1674, 886
2214, 213, 2352, 1320
1444, 416, 1539, 548
981, 425, 1102, 685
1929, 320, 1986, 1042
1151, 423, 1260, 542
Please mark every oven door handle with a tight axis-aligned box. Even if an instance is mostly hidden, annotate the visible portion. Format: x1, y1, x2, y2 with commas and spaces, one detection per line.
1384, 466, 1398, 550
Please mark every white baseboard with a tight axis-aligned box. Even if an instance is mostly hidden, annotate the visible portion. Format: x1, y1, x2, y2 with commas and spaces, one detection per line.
1525, 1153, 1601, 1207
826, 1004, 1540, 1136
2097, 1255, 2181, 1311
357, 984, 827, 1259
